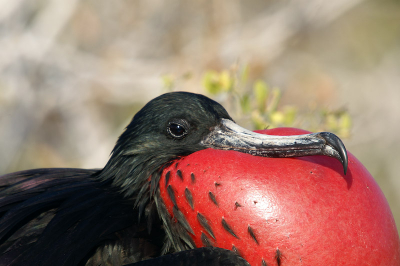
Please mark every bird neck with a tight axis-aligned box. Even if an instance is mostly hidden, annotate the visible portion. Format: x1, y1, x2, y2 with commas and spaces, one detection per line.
96, 152, 175, 206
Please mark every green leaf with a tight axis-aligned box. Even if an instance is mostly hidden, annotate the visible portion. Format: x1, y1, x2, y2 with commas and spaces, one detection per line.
267, 88, 281, 113
203, 71, 222, 95
240, 94, 251, 114
240, 65, 249, 84
283, 106, 297, 126
220, 70, 233, 92
253, 80, 269, 112
251, 110, 268, 130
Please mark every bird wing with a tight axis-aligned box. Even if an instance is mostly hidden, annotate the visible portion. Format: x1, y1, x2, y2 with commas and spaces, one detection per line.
0, 168, 145, 266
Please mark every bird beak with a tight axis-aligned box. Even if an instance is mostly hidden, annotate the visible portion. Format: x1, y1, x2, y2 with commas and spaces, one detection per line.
201, 119, 348, 175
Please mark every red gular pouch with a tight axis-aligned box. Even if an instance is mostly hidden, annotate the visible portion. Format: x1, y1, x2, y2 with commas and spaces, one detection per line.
159, 128, 400, 266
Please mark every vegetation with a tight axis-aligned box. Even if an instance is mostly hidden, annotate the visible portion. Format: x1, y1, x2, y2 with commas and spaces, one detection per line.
163, 66, 351, 138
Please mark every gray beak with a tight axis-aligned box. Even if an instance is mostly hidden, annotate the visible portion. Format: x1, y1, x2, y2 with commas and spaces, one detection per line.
201, 119, 348, 174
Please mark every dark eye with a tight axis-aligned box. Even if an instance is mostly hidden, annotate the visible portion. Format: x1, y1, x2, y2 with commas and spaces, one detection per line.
167, 122, 188, 139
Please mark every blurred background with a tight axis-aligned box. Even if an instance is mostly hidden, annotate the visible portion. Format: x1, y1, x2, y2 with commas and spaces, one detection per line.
0, 0, 399, 229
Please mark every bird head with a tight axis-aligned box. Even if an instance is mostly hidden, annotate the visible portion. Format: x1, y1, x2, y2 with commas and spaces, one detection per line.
98, 92, 346, 198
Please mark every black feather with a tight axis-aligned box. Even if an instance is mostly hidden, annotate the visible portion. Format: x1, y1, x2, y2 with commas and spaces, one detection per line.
184, 188, 194, 210
197, 213, 215, 240
208, 191, 218, 207
221, 218, 239, 239
128, 247, 249, 266
201, 233, 214, 247
173, 206, 194, 235
247, 225, 258, 245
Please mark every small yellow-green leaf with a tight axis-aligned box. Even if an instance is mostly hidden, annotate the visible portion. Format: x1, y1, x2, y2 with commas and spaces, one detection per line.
270, 111, 285, 125
267, 88, 281, 113
283, 106, 297, 126
251, 110, 267, 130
240, 94, 251, 114
220, 70, 233, 91
325, 114, 338, 131
339, 112, 352, 130
240, 65, 249, 84
253, 80, 269, 112
203, 71, 222, 95
338, 112, 352, 138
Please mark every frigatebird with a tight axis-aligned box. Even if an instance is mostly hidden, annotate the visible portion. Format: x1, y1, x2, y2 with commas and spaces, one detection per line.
0, 92, 347, 265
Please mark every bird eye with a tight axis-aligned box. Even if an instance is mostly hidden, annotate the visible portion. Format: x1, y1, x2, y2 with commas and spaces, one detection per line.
167, 122, 188, 139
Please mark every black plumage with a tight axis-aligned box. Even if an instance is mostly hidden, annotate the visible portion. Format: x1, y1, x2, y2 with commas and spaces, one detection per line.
0, 92, 235, 265
0, 168, 148, 265
128, 247, 249, 266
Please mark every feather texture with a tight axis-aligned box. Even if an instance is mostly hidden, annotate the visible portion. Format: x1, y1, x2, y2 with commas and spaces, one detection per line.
0, 168, 164, 265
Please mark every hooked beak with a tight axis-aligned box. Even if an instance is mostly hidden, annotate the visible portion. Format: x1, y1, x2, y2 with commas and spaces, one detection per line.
201, 119, 348, 175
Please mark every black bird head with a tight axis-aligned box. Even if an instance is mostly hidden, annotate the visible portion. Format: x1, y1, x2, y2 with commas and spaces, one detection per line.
98, 92, 232, 198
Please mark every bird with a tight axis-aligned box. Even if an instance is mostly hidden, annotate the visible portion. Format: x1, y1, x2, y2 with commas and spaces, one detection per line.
0, 91, 347, 266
